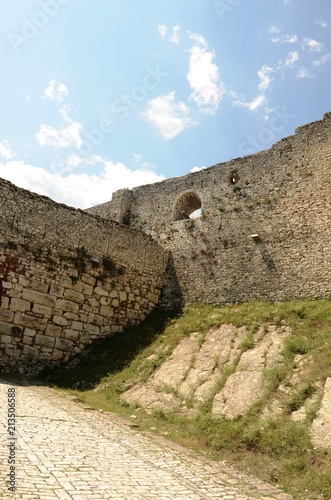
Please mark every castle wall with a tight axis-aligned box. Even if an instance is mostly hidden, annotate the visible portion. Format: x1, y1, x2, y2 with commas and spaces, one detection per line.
88, 112, 331, 308
0, 179, 168, 375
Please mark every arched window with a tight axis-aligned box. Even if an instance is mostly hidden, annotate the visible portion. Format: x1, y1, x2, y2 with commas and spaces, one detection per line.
173, 192, 202, 221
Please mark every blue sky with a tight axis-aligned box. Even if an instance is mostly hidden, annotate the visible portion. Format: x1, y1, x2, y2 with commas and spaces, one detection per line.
0, 0, 330, 208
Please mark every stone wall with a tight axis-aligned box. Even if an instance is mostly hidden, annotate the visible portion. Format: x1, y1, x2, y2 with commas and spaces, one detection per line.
0, 179, 168, 375
87, 112, 331, 308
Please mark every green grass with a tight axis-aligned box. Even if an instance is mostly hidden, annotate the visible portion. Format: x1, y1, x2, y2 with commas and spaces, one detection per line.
43, 300, 331, 499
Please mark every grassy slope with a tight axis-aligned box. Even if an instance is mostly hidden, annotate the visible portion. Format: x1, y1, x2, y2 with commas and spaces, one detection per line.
44, 301, 331, 500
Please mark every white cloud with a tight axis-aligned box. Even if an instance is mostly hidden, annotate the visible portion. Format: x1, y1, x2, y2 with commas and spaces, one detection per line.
42, 80, 69, 104
0, 157, 165, 209
190, 166, 206, 173
132, 153, 143, 164
130, 153, 157, 171
270, 30, 298, 44
315, 19, 328, 29
158, 24, 180, 44
303, 38, 323, 52
187, 33, 225, 114
268, 25, 280, 35
313, 54, 331, 66
36, 107, 83, 149
285, 51, 299, 67
297, 67, 312, 79
258, 66, 274, 91
157, 24, 168, 39
144, 91, 196, 140
169, 25, 180, 44
283, 34, 298, 43
233, 94, 266, 111
0, 140, 15, 160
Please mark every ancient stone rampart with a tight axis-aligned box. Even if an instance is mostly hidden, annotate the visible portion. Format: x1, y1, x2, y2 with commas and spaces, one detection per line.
88, 112, 331, 308
0, 179, 168, 375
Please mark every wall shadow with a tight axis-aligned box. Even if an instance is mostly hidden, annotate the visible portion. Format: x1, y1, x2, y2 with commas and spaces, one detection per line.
159, 253, 184, 309
36, 307, 180, 390
256, 242, 277, 272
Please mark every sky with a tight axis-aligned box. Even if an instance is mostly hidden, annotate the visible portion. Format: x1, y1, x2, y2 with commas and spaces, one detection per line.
0, 0, 331, 209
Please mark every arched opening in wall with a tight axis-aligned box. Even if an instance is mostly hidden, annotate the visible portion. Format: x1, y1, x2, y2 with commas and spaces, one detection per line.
173, 192, 202, 221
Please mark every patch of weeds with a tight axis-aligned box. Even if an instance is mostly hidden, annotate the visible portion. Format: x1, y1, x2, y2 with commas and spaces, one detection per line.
286, 382, 317, 413
284, 336, 310, 357
102, 257, 126, 277
239, 332, 254, 352
264, 365, 287, 392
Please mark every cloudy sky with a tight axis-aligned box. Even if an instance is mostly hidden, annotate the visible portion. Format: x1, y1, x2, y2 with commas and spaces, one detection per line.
0, 0, 330, 208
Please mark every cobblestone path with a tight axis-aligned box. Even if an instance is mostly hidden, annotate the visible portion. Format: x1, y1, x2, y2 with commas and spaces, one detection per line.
0, 378, 293, 500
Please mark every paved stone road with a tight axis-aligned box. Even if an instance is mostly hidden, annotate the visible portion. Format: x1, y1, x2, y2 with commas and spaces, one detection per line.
0, 378, 293, 500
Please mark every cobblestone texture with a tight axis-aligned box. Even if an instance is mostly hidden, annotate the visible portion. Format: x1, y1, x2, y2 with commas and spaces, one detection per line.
0, 378, 293, 499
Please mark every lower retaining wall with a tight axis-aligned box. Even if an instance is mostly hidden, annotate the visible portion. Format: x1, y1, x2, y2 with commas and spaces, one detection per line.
0, 179, 168, 375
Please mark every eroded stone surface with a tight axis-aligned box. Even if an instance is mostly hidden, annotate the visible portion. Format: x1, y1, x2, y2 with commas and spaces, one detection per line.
311, 378, 331, 449
122, 324, 291, 420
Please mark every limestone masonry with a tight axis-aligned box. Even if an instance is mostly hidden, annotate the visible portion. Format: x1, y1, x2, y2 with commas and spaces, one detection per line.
0, 180, 167, 374
88, 111, 331, 308
1, 111, 331, 374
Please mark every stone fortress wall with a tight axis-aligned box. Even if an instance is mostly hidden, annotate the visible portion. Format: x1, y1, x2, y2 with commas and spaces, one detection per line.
88, 112, 331, 308
1, 111, 331, 375
0, 179, 168, 374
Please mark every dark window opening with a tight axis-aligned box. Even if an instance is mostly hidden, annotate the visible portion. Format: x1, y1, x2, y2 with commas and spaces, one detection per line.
173, 192, 202, 221
227, 171, 240, 185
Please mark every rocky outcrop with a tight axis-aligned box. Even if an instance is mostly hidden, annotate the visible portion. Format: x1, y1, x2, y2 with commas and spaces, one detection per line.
122, 324, 290, 418
311, 378, 331, 449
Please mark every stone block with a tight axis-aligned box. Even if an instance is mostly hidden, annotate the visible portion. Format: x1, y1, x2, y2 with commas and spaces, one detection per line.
72, 321, 83, 331
24, 329, 36, 337
0, 310, 14, 322
49, 284, 64, 297
55, 338, 74, 352
83, 284, 93, 296
18, 276, 48, 293
23, 345, 39, 359
53, 316, 68, 327
55, 299, 79, 313
46, 324, 62, 338
19, 314, 47, 330
35, 334, 55, 348
64, 330, 79, 342
100, 305, 114, 317
1, 335, 13, 344
52, 349, 64, 361
63, 312, 79, 321
22, 289, 56, 308
84, 324, 100, 336
0, 322, 13, 336
94, 287, 108, 297
64, 289, 85, 304
32, 303, 53, 318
